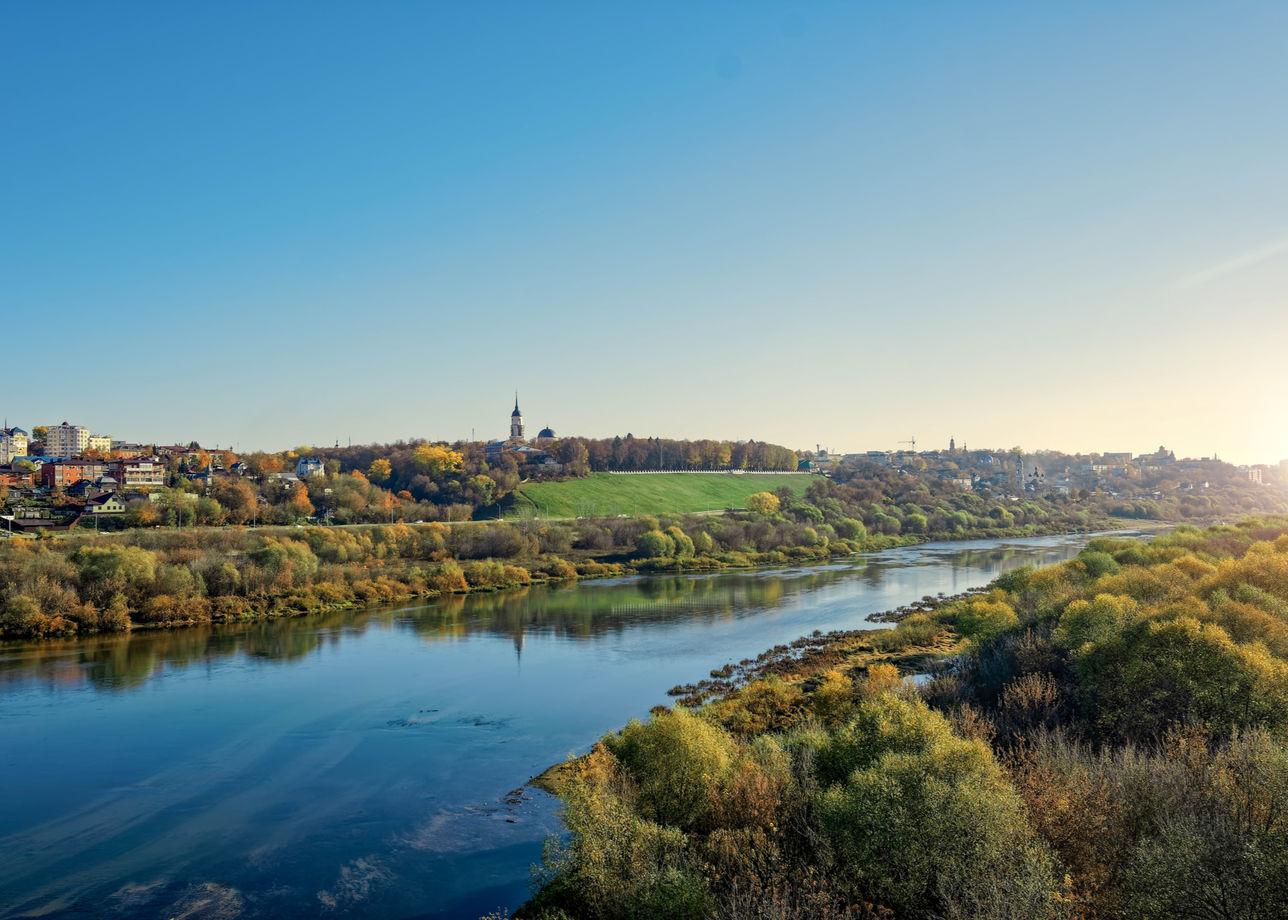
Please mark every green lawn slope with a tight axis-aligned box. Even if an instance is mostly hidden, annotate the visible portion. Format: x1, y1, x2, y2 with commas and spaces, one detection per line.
499, 472, 814, 519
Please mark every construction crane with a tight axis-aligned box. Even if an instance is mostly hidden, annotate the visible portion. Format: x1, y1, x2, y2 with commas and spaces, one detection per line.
898, 436, 917, 453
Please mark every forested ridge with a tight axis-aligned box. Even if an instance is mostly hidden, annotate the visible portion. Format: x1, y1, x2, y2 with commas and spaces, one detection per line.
517, 517, 1288, 920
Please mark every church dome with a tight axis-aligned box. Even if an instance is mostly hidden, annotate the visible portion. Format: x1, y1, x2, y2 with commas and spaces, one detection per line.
537, 427, 555, 439
512, 406, 522, 417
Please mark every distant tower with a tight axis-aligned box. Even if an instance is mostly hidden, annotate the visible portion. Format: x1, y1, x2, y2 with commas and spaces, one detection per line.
949, 437, 956, 452
510, 394, 524, 440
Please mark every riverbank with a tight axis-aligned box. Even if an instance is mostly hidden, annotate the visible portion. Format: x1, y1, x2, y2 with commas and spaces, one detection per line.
0, 513, 1115, 641
518, 515, 1288, 920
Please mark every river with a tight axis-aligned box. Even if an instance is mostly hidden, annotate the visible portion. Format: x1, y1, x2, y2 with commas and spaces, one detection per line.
0, 533, 1115, 919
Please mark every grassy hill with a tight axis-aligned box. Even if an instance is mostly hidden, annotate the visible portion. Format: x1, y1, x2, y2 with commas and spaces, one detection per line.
495, 472, 815, 519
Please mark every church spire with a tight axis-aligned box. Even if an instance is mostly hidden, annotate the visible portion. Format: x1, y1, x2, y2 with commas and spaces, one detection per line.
510, 393, 524, 440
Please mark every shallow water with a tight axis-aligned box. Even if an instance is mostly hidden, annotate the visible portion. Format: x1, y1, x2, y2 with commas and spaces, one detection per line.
0, 533, 1114, 919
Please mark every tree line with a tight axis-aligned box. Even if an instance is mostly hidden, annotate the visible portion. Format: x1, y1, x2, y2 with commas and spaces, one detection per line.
0, 480, 1113, 639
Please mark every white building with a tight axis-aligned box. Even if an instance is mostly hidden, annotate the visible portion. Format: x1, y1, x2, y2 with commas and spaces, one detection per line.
296, 457, 325, 478
45, 422, 90, 457
0, 427, 28, 463
88, 434, 113, 454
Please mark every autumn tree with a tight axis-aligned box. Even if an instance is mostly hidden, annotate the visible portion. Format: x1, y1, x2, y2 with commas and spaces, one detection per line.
286, 482, 314, 520
412, 445, 464, 478
367, 458, 392, 483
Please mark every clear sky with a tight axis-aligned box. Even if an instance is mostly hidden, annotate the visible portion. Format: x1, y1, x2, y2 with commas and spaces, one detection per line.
5, 2, 1287, 463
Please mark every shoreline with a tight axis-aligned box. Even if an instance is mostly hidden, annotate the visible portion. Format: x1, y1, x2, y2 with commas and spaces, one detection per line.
0, 521, 1123, 644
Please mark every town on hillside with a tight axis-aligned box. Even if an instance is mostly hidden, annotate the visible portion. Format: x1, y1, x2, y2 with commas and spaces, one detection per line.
1, 405, 1283, 534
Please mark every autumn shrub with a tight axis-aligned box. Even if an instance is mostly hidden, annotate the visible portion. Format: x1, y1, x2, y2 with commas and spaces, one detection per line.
1074, 616, 1288, 742
944, 590, 1020, 641
815, 693, 1061, 919
462, 560, 531, 589
0, 593, 46, 637
869, 613, 946, 652
605, 708, 736, 831
810, 669, 856, 727
425, 560, 469, 592
706, 676, 805, 736
136, 594, 212, 625
536, 744, 701, 920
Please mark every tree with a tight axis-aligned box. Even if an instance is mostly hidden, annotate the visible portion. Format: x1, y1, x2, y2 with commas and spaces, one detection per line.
367, 458, 392, 483
412, 445, 464, 478
286, 482, 314, 520
746, 492, 780, 516
559, 439, 590, 477
635, 529, 675, 558
212, 479, 257, 525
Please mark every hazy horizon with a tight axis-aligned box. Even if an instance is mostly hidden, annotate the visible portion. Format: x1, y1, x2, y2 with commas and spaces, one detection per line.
6, 3, 1287, 464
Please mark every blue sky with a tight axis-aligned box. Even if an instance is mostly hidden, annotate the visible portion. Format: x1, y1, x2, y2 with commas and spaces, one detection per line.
5, 2, 1287, 462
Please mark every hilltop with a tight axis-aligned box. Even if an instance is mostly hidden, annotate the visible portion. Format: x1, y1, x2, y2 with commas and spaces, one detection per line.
488, 472, 813, 519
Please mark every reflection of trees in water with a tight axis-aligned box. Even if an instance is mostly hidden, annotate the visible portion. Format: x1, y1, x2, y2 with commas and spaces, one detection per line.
405, 571, 811, 645
0, 574, 827, 691
0, 608, 373, 691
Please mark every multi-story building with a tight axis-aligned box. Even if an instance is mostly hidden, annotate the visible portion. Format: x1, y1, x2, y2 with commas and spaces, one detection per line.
45, 422, 90, 457
0, 427, 28, 463
41, 459, 108, 489
108, 458, 167, 490
88, 434, 113, 454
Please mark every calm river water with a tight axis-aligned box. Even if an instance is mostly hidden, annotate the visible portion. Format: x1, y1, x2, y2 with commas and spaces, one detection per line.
0, 533, 1114, 920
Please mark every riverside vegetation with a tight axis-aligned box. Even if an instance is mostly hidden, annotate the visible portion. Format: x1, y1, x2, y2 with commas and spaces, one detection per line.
0, 478, 1114, 640
516, 517, 1288, 920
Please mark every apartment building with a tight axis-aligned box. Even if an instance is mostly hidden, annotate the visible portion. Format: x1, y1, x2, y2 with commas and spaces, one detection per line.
40, 459, 108, 489
0, 427, 28, 463
45, 422, 90, 456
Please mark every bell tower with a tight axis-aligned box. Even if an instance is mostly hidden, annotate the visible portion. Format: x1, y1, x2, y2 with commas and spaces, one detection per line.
510, 394, 524, 441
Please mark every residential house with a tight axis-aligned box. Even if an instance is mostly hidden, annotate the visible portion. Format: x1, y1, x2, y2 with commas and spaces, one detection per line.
296, 457, 325, 478
84, 492, 126, 515
186, 464, 217, 490
0, 465, 35, 488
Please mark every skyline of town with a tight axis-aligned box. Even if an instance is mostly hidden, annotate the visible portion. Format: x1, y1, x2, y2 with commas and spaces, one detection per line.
3, 406, 1282, 472
5, 404, 1282, 469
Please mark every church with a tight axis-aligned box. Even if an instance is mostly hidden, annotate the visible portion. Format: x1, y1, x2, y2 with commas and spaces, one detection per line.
485, 396, 559, 466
